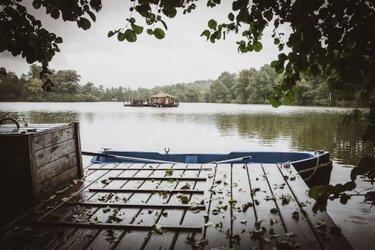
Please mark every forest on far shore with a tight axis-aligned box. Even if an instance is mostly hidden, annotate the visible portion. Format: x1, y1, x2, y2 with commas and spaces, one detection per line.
0, 64, 365, 107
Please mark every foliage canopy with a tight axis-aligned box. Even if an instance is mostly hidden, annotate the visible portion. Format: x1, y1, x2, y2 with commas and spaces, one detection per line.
1, 0, 374, 107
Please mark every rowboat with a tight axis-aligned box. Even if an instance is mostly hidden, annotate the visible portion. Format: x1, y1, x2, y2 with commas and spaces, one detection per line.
84, 150, 333, 186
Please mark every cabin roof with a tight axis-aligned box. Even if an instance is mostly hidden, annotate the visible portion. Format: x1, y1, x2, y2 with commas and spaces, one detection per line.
151, 92, 176, 98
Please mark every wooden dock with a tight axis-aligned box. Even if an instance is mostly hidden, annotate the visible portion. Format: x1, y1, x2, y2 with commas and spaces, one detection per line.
0, 162, 352, 249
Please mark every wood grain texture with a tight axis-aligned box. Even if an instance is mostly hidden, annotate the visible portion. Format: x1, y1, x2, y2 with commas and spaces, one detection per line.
0, 162, 353, 250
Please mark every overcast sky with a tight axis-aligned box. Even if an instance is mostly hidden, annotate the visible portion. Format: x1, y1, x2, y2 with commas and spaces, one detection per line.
0, 1, 281, 89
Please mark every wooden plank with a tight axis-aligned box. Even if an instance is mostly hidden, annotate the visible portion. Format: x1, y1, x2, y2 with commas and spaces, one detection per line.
109, 176, 207, 181
38, 166, 79, 200
33, 124, 74, 151
36, 163, 125, 222
33, 221, 202, 231
34, 164, 135, 250
203, 164, 232, 249
37, 151, 78, 184
164, 164, 208, 250
27, 134, 39, 204
4, 165, 117, 249
35, 138, 77, 167
262, 164, 322, 249
0, 163, 104, 236
278, 163, 354, 249
83, 163, 157, 249
138, 164, 190, 250
73, 122, 83, 178
231, 164, 260, 249
88, 167, 212, 171
89, 188, 204, 194
116, 164, 181, 249
247, 164, 286, 249
65, 202, 205, 210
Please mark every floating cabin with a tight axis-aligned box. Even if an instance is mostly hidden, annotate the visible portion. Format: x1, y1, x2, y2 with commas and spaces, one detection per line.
150, 92, 179, 107
123, 92, 179, 107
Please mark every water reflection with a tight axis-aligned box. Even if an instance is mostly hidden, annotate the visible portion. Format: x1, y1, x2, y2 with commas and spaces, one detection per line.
213, 113, 374, 165
1, 103, 373, 165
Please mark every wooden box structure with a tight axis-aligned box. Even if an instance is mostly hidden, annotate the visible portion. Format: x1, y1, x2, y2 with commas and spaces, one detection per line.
0, 122, 83, 225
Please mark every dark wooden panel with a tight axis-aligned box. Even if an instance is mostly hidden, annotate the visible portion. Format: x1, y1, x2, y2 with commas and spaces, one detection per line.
37, 152, 78, 184
73, 122, 83, 178
38, 166, 79, 200
35, 138, 77, 167
0, 135, 28, 154
33, 124, 75, 151
0, 154, 29, 170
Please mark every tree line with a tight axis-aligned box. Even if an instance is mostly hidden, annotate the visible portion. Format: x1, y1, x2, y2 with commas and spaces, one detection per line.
0, 64, 366, 107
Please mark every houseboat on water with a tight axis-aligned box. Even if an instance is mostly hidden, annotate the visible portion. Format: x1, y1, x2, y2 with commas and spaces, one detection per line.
123, 92, 179, 107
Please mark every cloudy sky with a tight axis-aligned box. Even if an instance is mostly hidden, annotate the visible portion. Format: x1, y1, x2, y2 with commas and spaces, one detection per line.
0, 1, 281, 89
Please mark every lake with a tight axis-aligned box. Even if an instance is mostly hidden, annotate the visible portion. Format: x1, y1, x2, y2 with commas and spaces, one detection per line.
0, 102, 374, 249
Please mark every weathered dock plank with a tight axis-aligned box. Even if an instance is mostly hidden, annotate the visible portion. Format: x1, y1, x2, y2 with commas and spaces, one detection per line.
0, 162, 353, 250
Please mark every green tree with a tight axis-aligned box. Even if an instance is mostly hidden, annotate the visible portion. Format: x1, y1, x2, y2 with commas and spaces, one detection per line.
2, 0, 374, 107
232, 68, 256, 104
209, 80, 231, 103
247, 65, 281, 104
0, 71, 23, 101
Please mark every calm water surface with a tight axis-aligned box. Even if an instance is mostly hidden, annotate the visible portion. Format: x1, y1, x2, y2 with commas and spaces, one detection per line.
0, 102, 374, 249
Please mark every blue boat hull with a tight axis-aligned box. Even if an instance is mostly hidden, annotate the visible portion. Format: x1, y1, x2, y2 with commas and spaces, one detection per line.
90, 150, 332, 187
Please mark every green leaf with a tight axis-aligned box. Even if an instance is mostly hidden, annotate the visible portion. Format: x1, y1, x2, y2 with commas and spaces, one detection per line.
129, 17, 136, 24
80, 17, 91, 30
154, 28, 165, 39
165, 169, 173, 175
88, 11, 96, 22
55, 37, 63, 43
270, 60, 278, 68
208, 19, 217, 29
229, 199, 237, 205
107, 30, 115, 38
146, 29, 154, 35
51, 9, 60, 19
117, 32, 126, 42
228, 12, 234, 21
339, 193, 350, 204
131, 24, 144, 35
124, 29, 137, 42
160, 19, 168, 30
32, 0, 42, 9
200, 29, 210, 40
264, 9, 273, 21
253, 41, 263, 52
177, 195, 189, 204
274, 38, 280, 45
181, 183, 191, 190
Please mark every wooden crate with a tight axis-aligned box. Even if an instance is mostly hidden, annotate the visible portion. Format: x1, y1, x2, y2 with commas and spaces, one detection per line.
0, 122, 83, 224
